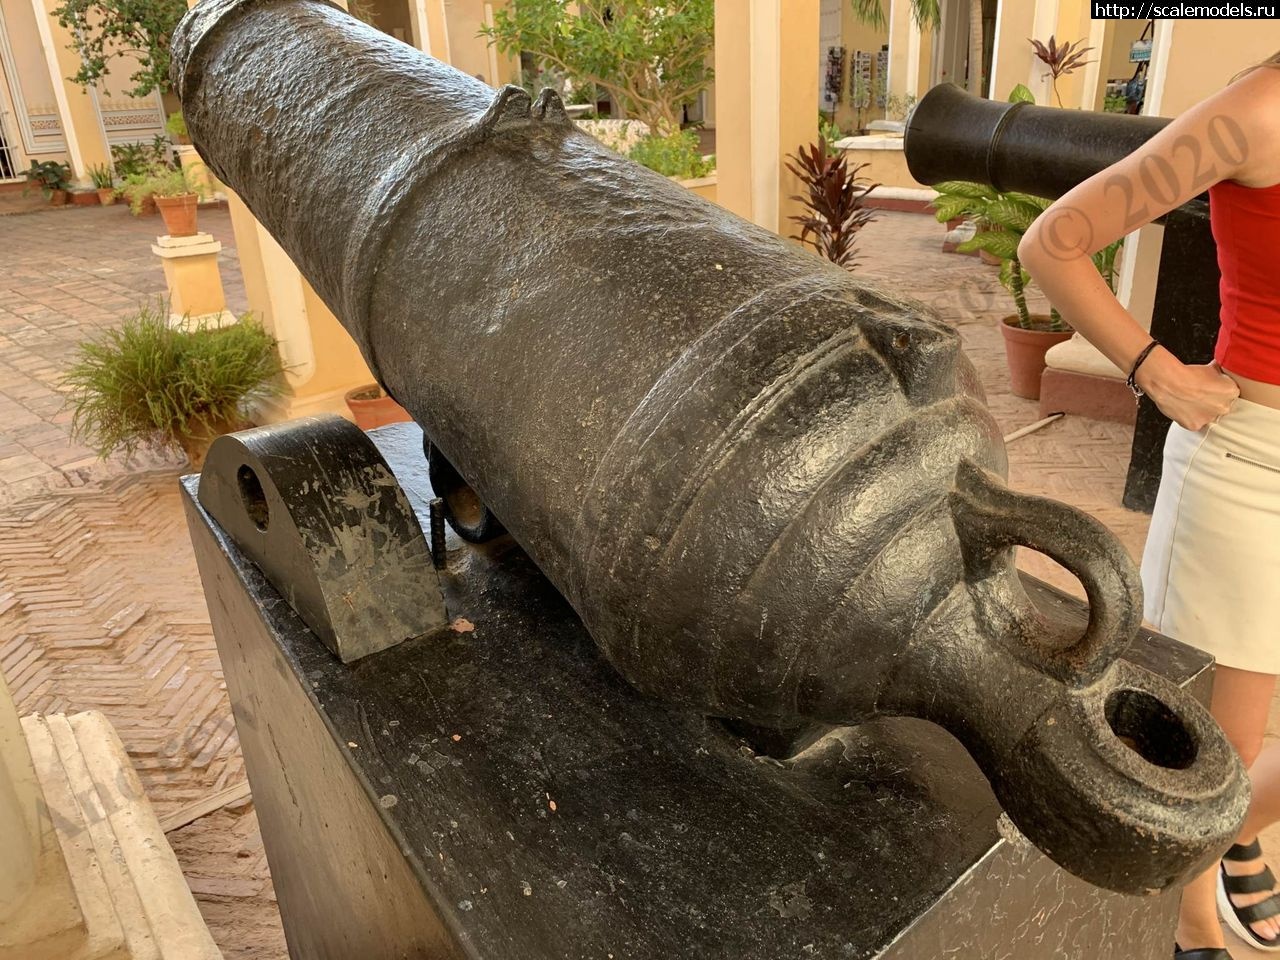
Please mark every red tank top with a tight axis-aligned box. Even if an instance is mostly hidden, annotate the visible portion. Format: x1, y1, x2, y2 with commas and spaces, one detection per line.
1210, 179, 1280, 384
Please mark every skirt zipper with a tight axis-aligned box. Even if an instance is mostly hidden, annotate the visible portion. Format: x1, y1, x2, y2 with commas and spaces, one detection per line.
1226, 451, 1280, 475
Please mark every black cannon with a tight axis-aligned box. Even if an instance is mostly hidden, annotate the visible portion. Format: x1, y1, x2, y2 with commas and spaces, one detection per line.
906, 83, 1223, 510
173, 0, 1246, 896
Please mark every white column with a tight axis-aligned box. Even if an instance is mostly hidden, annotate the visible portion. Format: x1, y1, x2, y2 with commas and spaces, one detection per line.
30, 0, 86, 180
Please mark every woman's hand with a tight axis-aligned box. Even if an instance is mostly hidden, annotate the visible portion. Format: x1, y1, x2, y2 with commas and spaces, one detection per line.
1136, 348, 1240, 431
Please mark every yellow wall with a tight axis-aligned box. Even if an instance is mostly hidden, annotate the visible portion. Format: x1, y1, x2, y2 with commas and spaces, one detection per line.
1101, 19, 1148, 87
1154, 20, 1280, 114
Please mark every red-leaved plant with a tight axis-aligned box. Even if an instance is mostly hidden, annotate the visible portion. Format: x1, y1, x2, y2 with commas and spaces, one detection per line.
1030, 35, 1095, 108
785, 140, 879, 271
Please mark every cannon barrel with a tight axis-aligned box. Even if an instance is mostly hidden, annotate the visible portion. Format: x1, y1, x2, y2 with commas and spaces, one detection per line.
173, 0, 1246, 895
905, 83, 1169, 198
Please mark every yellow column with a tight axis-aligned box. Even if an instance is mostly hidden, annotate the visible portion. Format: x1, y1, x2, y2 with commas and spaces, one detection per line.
30, 0, 112, 186
482, 1, 520, 87
226, 192, 374, 423
409, 0, 452, 61
714, 0, 819, 235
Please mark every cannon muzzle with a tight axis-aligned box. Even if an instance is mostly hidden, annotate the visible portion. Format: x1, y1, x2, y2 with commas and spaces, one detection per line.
173, 0, 1247, 895
905, 83, 1169, 198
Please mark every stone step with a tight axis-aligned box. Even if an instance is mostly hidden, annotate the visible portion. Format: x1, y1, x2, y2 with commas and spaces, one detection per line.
20, 711, 222, 960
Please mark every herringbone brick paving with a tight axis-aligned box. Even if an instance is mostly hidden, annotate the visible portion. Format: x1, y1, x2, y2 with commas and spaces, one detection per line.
1, 206, 1264, 956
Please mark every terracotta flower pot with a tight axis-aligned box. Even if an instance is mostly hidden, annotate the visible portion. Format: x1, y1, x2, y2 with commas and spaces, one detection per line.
48, 189, 69, 207
130, 194, 159, 217
97, 188, 116, 206
156, 193, 199, 237
1000, 315, 1074, 400
345, 385, 413, 431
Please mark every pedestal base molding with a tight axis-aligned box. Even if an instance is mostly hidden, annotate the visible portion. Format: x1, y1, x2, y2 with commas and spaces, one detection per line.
10, 712, 222, 960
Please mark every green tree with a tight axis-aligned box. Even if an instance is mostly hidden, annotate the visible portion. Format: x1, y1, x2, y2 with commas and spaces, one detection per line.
482, 0, 714, 138
849, 0, 941, 31
53, 0, 187, 98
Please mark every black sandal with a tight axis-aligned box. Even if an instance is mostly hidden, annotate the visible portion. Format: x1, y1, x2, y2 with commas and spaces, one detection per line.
1217, 839, 1280, 952
1174, 947, 1232, 960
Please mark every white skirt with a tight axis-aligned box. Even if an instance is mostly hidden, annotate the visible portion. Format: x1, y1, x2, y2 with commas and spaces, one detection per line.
1142, 398, 1280, 674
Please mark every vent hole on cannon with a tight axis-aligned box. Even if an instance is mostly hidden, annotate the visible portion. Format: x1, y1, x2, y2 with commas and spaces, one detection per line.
1105, 689, 1197, 770
237, 465, 270, 532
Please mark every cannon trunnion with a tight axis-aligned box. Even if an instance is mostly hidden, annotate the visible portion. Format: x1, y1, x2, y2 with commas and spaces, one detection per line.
174, 0, 1247, 899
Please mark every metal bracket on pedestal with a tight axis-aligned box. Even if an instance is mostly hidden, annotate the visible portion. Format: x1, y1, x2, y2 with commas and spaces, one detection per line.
197, 415, 446, 663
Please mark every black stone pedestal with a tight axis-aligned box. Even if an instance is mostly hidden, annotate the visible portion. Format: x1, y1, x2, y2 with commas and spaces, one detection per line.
183, 423, 1213, 960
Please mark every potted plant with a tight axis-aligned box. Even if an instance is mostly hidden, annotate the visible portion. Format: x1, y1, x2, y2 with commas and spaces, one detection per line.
150, 166, 207, 236
88, 163, 116, 205
119, 171, 160, 217
166, 110, 190, 146
63, 303, 283, 468
345, 384, 412, 431
932, 181, 1068, 398
23, 160, 72, 206
932, 181, 1123, 400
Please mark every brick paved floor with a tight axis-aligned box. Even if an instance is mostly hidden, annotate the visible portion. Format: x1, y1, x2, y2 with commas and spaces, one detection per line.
0, 202, 247, 506
0, 206, 1273, 957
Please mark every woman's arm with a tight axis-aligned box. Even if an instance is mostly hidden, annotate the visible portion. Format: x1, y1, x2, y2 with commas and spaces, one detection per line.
1019, 68, 1280, 431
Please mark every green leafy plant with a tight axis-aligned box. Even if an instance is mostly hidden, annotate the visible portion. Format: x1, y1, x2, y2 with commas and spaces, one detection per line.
119, 165, 205, 215
885, 92, 918, 122
932, 181, 1059, 329
785, 138, 879, 270
850, 0, 939, 30
87, 163, 115, 189
1030, 35, 1095, 108
628, 130, 714, 179
52, 0, 187, 97
110, 138, 173, 179
64, 303, 282, 464
23, 160, 72, 195
932, 182, 1122, 331
483, 0, 714, 137
818, 113, 845, 155
165, 111, 187, 141
1103, 93, 1128, 113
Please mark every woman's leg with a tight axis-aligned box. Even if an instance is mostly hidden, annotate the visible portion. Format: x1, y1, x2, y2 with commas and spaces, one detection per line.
1177, 665, 1279, 949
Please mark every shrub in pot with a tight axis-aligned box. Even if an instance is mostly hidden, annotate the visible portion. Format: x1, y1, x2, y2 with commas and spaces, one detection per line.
345, 384, 412, 431
64, 303, 283, 467
23, 160, 72, 206
88, 163, 116, 205
931, 176, 1123, 401
119, 171, 161, 216
127, 167, 208, 235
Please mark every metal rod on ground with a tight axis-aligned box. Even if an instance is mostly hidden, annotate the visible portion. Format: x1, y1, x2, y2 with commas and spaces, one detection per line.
1004, 413, 1065, 446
